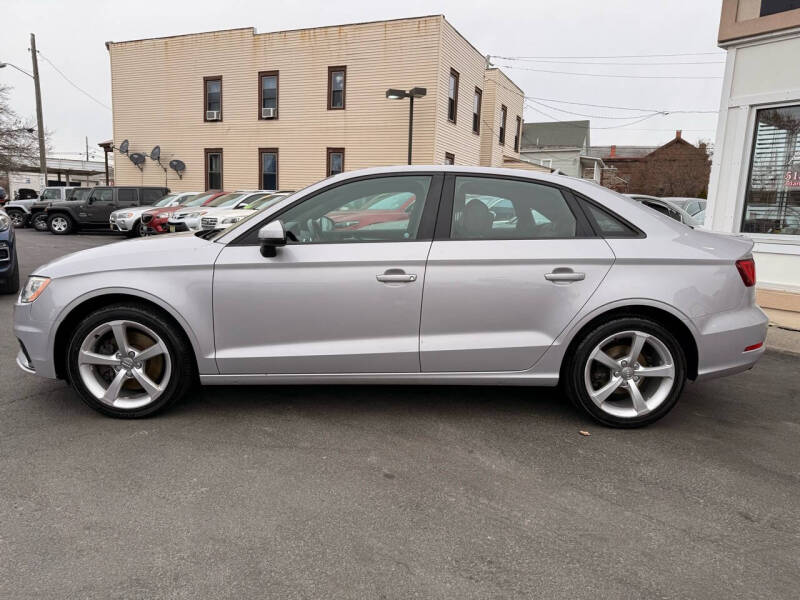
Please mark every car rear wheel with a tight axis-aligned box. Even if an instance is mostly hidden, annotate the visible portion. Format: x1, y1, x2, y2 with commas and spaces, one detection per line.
32, 213, 49, 231
48, 213, 73, 235
6, 208, 26, 228
136, 220, 149, 237
65, 303, 196, 418
564, 317, 687, 428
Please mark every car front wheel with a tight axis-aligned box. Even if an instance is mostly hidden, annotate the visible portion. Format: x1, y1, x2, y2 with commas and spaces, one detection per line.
564, 317, 687, 428
6, 208, 26, 228
48, 213, 73, 235
32, 213, 49, 231
65, 303, 196, 418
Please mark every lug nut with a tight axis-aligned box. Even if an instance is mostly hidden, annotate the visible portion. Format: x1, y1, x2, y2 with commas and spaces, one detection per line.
621, 360, 628, 367
613, 371, 620, 377
128, 351, 135, 358
633, 363, 640, 370
634, 375, 640, 382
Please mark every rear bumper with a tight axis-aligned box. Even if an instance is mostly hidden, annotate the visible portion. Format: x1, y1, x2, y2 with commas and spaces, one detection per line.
694, 305, 768, 382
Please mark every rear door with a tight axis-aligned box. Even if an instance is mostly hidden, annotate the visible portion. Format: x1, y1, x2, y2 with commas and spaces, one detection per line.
420, 174, 615, 372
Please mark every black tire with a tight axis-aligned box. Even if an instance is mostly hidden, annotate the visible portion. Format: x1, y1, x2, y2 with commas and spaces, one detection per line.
32, 213, 49, 231
124, 220, 141, 238
563, 316, 687, 428
0, 255, 19, 294
65, 302, 197, 418
6, 208, 26, 228
48, 213, 73, 235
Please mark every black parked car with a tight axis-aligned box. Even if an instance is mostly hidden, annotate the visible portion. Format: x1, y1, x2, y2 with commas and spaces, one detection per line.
45, 186, 169, 235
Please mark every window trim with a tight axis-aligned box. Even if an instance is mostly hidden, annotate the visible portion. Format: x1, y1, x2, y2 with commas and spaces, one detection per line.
448, 68, 459, 124
444, 152, 455, 165
570, 190, 646, 239
258, 70, 279, 120
433, 173, 600, 242
326, 147, 345, 177
230, 172, 445, 246
499, 105, 507, 146
203, 76, 222, 122
258, 147, 279, 190
514, 115, 522, 152
472, 87, 482, 134
204, 148, 223, 191
327, 66, 347, 110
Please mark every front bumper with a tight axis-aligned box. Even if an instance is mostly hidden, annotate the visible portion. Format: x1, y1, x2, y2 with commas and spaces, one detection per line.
694, 305, 769, 381
13, 301, 58, 379
109, 216, 135, 232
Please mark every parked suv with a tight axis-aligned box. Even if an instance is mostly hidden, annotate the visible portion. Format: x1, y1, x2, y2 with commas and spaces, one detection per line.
5, 186, 81, 228
0, 208, 20, 294
30, 188, 92, 231
46, 186, 169, 235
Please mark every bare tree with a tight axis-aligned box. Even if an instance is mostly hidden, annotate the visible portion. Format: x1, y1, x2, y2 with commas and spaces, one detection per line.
0, 84, 42, 172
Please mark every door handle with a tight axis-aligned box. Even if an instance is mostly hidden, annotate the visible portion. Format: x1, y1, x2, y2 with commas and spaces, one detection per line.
376, 270, 417, 283
544, 269, 585, 283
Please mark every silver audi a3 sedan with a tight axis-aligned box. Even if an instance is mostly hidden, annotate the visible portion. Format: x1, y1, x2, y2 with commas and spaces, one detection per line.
13, 166, 767, 427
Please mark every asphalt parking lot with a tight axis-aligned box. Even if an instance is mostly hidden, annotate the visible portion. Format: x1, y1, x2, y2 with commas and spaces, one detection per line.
1, 229, 799, 599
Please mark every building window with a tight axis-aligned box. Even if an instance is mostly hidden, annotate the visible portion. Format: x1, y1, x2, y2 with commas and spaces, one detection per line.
472, 88, 482, 134
205, 148, 223, 190
204, 76, 222, 121
327, 148, 345, 176
514, 116, 522, 152
742, 105, 800, 236
444, 152, 455, 165
448, 68, 459, 124
259, 148, 279, 190
328, 66, 346, 110
499, 105, 507, 145
760, 0, 800, 17
259, 71, 278, 119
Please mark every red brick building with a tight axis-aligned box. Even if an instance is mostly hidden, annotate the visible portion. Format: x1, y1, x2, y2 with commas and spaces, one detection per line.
591, 131, 712, 197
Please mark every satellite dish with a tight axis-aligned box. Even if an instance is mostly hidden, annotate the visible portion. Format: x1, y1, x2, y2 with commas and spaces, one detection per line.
129, 152, 146, 171
119, 139, 129, 154
169, 159, 186, 179
150, 145, 161, 161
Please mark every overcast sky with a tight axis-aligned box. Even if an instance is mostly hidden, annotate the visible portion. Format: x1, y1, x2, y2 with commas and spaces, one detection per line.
2, 0, 724, 159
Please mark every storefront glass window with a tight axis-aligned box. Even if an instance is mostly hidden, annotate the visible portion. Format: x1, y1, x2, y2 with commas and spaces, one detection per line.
742, 105, 800, 236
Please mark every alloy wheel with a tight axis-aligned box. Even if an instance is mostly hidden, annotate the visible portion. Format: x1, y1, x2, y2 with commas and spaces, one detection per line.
33, 215, 48, 231
583, 330, 676, 419
9, 211, 25, 227
50, 216, 69, 233
77, 319, 172, 410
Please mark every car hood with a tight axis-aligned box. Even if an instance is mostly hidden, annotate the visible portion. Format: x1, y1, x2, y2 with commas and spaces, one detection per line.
34, 233, 223, 279
202, 208, 254, 220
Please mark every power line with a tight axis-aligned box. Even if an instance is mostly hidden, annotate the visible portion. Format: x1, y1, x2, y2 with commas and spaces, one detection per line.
35, 50, 112, 111
524, 95, 718, 114
524, 104, 662, 130
496, 63, 722, 80
498, 58, 725, 66
526, 98, 662, 120
492, 51, 724, 59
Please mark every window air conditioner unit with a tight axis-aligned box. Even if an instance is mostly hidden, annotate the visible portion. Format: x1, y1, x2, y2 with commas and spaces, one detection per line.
206, 110, 221, 121
262, 107, 276, 119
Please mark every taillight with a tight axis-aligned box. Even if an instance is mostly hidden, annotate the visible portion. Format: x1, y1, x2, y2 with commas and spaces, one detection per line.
736, 258, 756, 287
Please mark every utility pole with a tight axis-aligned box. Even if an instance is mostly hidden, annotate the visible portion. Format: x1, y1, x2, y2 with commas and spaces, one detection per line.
85, 136, 89, 160
30, 33, 47, 184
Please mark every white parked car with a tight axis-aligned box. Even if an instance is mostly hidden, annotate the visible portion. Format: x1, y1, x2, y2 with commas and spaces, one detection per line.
168, 191, 274, 232
200, 192, 292, 230
110, 192, 200, 237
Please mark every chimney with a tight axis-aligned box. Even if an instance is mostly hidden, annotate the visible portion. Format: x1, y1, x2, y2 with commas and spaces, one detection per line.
676, 130, 682, 140
610, 145, 616, 158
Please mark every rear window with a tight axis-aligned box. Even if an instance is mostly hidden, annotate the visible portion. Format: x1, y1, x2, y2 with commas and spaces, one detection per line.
584, 203, 639, 237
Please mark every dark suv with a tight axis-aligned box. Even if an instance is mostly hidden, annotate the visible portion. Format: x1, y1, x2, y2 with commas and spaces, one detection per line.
46, 186, 169, 235
0, 209, 19, 294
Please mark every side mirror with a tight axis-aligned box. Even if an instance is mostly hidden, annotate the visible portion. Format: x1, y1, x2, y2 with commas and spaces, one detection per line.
258, 220, 287, 257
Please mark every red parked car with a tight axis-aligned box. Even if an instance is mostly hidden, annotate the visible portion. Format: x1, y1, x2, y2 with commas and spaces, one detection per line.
326, 192, 416, 230
141, 191, 225, 234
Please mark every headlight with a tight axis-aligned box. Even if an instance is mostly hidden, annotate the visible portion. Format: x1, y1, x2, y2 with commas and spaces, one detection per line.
221, 216, 243, 224
157, 213, 169, 219
118, 212, 134, 219
0, 212, 9, 232
19, 276, 50, 303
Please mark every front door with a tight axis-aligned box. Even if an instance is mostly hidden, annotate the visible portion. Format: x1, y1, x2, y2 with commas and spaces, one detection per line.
420, 175, 615, 372
213, 174, 441, 374
85, 187, 115, 224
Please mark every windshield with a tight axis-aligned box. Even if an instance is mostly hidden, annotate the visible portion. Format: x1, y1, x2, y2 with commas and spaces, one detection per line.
183, 192, 216, 207
154, 194, 179, 207
41, 188, 60, 200
208, 192, 247, 208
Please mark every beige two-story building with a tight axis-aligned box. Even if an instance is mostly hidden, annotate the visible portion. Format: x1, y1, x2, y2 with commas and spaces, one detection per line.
106, 15, 531, 193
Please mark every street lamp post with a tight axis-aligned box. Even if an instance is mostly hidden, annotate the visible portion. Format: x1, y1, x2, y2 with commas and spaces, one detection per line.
1, 33, 47, 183
386, 87, 427, 165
